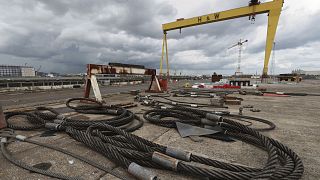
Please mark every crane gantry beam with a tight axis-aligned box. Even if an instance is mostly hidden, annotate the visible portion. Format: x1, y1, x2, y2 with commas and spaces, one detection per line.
159, 0, 284, 79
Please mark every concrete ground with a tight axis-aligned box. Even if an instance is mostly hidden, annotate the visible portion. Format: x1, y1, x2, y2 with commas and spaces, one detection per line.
0, 80, 200, 108
0, 80, 319, 179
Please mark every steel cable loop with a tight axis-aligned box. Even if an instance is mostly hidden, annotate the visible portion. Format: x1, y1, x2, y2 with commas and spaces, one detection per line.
212, 117, 303, 179
5, 112, 45, 130
150, 95, 219, 107
66, 97, 103, 111
225, 114, 276, 131
143, 109, 201, 128
67, 126, 163, 169
171, 106, 276, 131
34, 106, 60, 120
142, 107, 303, 179
176, 126, 280, 179
82, 123, 280, 180
2, 99, 303, 179
67, 124, 260, 179
87, 123, 162, 153
65, 126, 133, 168
4, 98, 143, 133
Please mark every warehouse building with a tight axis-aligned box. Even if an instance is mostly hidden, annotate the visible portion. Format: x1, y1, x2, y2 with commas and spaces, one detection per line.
0, 65, 36, 77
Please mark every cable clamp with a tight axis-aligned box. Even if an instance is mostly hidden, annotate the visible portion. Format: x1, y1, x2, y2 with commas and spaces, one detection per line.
165, 147, 191, 162
217, 118, 225, 127
53, 119, 64, 124
56, 114, 66, 120
152, 151, 180, 171
201, 118, 218, 126
128, 162, 158, 180
160, 106, 167, 109
45, 123, 61, 131
206, 113, 222, 121
15, 135, 26, 141
106, 109, 119, 115
1, 137, 7, 143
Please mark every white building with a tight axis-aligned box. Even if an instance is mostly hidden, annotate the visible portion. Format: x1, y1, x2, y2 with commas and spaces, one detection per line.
21, 67, 36, 77
0, 65, 36, 77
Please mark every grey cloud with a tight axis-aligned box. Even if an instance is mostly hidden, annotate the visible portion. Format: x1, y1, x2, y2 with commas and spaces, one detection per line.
0, 0, 319, 75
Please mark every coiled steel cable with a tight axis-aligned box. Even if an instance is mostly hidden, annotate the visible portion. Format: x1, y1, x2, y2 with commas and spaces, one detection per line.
2, 98, 303, 179
2, 98, 145, 180
5, 98, 143, 132
141, 106, 303, 179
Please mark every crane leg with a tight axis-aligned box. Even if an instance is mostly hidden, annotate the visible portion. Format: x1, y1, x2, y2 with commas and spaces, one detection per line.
160, 34, 165, 77
263, 8, 281, 77
164, 33, 170, 79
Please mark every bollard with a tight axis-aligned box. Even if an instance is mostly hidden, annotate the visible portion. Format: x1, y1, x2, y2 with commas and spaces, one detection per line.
0, 105, 7, 129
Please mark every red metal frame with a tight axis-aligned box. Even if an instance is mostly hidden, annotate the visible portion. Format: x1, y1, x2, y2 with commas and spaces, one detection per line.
84, 64, 157, 98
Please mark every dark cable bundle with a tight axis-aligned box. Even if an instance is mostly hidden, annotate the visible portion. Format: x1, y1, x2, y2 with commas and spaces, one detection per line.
2, 98, 145, 180
142, 106, 303, 179
2, 99, 304, 179
5, 98, 143, 132
144, 106, 275, 131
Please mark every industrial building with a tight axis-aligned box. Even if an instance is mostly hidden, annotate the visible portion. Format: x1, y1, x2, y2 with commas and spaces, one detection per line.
0, 65, 35, 77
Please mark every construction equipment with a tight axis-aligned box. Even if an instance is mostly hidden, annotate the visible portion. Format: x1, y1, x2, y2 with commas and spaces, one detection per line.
278, 73, 302, 82
160, 0, 284, 84
228, 39, 248, 75
212, 72, 222, 82
83, 63, 157, 101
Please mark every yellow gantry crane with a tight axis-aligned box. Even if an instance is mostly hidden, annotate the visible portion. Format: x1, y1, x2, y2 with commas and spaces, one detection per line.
159, 0, 284, 79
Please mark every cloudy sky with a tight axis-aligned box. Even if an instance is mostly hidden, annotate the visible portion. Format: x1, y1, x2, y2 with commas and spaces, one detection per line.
0, 0, 319, 75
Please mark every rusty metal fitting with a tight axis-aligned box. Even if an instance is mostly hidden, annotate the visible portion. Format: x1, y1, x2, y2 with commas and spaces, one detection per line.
128, 162, 158, 180
165, 147, 191, 162
152, 152, 180, 171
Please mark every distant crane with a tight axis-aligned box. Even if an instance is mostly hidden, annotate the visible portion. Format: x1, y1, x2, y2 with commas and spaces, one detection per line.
228, 39, 248, 75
